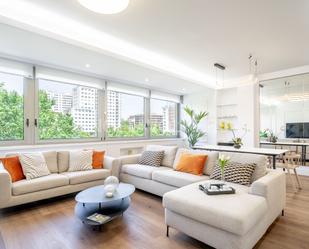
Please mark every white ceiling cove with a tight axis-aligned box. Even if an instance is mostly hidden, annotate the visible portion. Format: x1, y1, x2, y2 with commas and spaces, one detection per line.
0, 0, 308, 92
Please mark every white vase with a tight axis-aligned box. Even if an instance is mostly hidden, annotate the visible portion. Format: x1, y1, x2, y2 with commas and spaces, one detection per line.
104, 184, 116, 198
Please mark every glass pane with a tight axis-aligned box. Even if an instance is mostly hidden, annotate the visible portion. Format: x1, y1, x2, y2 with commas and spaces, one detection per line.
150, 99, 176, 137
39, 79, 98, 140
107, 91, 145, 138
0, 72, 24, 141
260, 73, 309, 140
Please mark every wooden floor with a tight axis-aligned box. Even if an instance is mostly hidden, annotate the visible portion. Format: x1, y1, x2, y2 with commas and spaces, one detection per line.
0, 175, 309, 249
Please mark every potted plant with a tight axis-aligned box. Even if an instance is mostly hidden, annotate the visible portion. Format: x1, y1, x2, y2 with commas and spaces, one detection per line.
219, 121, 248, 149
218, 154, 230, 182
180, 106, 208, 148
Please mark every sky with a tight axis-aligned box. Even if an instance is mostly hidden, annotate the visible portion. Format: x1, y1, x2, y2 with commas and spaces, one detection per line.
0, 72, 24, 94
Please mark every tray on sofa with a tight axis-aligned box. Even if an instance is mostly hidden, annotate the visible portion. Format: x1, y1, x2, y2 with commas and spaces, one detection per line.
199, 183, 235, 195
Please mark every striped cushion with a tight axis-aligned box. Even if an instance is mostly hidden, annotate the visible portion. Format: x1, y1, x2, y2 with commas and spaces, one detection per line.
210, 161, 256, 186
68, 150, 93, 172
19, 153, 51, 180
138, 151, 165, 167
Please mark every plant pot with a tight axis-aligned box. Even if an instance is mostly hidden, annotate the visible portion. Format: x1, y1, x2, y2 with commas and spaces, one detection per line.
233, 143, 241, 149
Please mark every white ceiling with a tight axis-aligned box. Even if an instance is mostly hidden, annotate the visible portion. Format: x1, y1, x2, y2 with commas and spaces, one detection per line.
0, 0, 308, 91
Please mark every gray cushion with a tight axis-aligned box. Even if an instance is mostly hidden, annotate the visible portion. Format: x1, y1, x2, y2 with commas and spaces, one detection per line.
152, 170, 209, 188
219, 152, 267, 182
146, 145, 178, 167
12, 174, 69, 195
210, 161, 256, 186
138, 151, 164, 167
121, 164, 172, 179
61, 169, 110, 185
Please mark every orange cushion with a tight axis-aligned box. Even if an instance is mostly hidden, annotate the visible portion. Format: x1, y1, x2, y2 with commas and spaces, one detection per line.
92, 151, 105, 169
0, 156, 25, 182
175, 153, 208, 176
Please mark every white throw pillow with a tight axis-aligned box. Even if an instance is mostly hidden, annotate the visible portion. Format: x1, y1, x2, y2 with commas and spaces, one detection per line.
146, 145, 178, 168
68, 150, 93, 172
19, 153, 51, 180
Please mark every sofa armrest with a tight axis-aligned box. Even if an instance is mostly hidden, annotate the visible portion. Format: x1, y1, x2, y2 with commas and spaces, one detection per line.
249, 170, 286, 217
104, 156, 121, 178
119, 154, 141, 165
0, 162, 12, 207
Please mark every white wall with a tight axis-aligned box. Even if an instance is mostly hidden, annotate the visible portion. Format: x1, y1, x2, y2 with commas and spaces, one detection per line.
0, 139, 185, 157
216, 84, 259, 147
181, 88, 217, 145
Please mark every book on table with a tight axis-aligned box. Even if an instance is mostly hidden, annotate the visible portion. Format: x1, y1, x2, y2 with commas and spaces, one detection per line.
87, 213, 111, 224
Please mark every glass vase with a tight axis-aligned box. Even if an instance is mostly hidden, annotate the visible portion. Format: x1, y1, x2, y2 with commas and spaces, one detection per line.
220, 169, 225, 182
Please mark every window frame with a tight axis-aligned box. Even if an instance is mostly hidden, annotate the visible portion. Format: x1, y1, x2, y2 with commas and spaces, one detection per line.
34, 78, 103, 144
149, 97, 179, 139
0, 72, 33, 146
105, 89, 148, 141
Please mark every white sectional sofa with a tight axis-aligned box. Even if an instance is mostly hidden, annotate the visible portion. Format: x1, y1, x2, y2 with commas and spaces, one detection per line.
120, 145, 219, 196
0, 151, 120, 208
119, 145, 286, 249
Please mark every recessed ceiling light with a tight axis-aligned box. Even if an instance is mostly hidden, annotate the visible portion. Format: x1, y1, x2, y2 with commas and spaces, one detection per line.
78, 0, 129, 14
85, 63, 91, 68
145, 78, 149, 82
182, 88, 186, 91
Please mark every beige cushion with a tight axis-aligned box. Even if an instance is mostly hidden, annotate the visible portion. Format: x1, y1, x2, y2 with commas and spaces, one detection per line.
42, 151, 58, 173
12, 174, 69, 195
173, 149, 219, 176
121, 164, 172, 179
19, 153, 50, 180
58, 151, 69, 173
68, 150, 93, 172
219, 152, 267, 182
152, 170, 209, 188
6, 151, 58, 173
146, 145, 178, 168
163, 180, 268, 236
61, 169, 110, 185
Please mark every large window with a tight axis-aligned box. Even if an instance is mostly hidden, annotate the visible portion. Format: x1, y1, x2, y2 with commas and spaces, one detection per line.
0, 72, 24, 141
150, 99, 177, 137
0, 59, 180, 145
38, 79, 99, 140
107, 91, 145, 138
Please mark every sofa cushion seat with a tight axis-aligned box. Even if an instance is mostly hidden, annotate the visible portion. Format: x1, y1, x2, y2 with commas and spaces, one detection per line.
121, 164, 172, 179
163, 180, 268, 236
61, 169, 110, 185
12, 174, 69, 196
152, 170, 209, 188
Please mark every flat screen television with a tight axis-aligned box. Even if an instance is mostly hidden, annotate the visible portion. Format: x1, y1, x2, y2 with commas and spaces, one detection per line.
304, 123, 309, 138
286, 123, 303, 138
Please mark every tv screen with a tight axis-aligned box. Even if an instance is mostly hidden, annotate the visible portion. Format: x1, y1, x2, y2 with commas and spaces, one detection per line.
304, 123, 309, 138
286, 123, 303, 138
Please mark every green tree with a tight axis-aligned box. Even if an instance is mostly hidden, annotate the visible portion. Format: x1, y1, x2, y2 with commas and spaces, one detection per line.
39, 90, 90, 139
0, 83, 24, 140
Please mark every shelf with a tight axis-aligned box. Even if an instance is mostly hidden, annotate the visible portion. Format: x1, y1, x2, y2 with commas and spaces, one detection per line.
216, 104, 237, 107
217, 116, 238, 119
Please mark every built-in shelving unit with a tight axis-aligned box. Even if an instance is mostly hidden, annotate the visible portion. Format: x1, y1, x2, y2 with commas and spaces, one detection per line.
216, 88, 238, 144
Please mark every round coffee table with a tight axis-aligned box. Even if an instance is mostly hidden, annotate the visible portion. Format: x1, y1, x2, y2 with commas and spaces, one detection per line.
75, 183, 135, 227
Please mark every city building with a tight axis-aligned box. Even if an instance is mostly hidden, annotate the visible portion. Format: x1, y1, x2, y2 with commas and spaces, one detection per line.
107, 91, 121, 129
46, 91, 72, 113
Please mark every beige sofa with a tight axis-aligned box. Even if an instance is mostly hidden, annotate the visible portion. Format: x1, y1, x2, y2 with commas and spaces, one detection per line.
120, 145, 286, 249
0, 151, 120, 208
